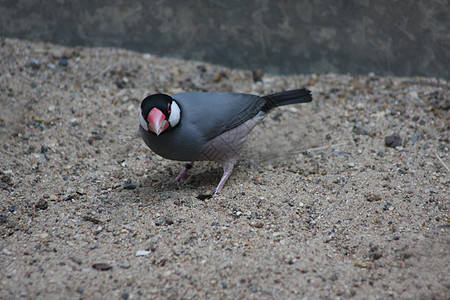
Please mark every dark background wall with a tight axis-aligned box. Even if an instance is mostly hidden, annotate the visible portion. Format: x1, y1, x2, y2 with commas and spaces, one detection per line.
1, 0, 449, 79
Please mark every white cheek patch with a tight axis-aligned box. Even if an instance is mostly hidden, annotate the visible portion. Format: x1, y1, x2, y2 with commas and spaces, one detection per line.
168, 101, 181, 127
139, 108, 148, 131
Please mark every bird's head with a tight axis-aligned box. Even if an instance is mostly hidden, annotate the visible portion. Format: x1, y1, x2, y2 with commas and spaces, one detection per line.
139, 94, 181, 135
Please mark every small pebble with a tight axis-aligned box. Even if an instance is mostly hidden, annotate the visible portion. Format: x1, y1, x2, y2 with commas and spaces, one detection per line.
121, 292, 129, 300
250, 221, 264, 228
71, 257, 82, 265
213, 71, 223, 82
385, 134, 402, 148
35, 199, 49, 210
371, 250, 383, 260
92, 263, 112, 271
76, 287, 84, 294
82, 215, 101, 224
1, 173, 12, 183
411, 132, 419, 142
70, 118, 80, 126
58, 59, 68, 66
366, 194, 382, 202
123, 183, 137, 190
119, 263, 131, 269
377, 151, 385, 157
211, 221, 219, 226
252, 69, 264, 82
27, 58, 40, 70
94, 226, 103, 234
196, 64, 207, 72
348, 162, 355, 167
333, 150, 340, 156
136, 250, 150, 256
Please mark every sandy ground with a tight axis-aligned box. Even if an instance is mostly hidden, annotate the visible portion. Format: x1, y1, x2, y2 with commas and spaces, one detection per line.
0, 37, 449, 299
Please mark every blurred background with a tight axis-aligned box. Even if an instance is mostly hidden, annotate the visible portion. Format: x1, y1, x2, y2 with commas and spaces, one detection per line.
1, 0, 448, 79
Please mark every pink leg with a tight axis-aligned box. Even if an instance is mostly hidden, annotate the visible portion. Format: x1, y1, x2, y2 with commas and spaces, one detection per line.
171, 162, 194, 183
213, 161, 235, 196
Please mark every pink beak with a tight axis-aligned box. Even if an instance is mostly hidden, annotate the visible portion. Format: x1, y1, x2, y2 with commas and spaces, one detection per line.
147, 108, 169, 135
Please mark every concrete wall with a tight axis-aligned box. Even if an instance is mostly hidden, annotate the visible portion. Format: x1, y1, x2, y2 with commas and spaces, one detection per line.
1, 0, 449, 79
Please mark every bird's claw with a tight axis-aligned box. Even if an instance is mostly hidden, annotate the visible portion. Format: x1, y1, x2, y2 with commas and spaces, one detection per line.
170, 162, 193, 183
170, 172, 190, 183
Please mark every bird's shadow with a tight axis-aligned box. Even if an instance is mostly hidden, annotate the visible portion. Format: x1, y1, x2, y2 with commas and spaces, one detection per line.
135, 163, 224, 199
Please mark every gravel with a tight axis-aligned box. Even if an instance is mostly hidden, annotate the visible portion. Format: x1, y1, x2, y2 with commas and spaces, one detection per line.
0, 37, 449, 299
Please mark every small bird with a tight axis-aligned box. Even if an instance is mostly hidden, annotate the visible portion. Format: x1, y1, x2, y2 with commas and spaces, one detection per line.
139, 88, 312, 196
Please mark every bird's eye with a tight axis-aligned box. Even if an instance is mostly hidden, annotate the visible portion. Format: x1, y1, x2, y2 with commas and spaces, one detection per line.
167, 103, 171, 113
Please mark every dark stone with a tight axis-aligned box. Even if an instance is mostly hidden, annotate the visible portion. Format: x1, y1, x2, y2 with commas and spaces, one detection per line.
1, 173, 12, 183
0, 214, 7, 224
27, 58, 40, 70
371, 250, 383, 260
82, 215, 102, 224
329, 274, 338, 281
385, 134, 402, 148
252, 69, 264, 82
92, 263, 113, 271
58, 58, 68, 66
123, 183, 137, 190
35, 199, 49, 210
121, 293, 129, 300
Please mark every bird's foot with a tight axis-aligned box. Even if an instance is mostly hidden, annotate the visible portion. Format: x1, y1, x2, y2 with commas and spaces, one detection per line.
170, 162, 194, 183
212, 161, 235, 196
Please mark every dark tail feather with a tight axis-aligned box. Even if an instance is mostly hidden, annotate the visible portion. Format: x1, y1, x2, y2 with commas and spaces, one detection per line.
262, 88, 312, 111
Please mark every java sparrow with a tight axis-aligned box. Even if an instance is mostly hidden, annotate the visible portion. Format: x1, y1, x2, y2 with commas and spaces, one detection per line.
139, 88, 312, 196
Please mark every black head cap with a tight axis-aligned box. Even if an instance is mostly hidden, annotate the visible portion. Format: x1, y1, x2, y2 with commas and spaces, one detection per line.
140, 94, 173, 119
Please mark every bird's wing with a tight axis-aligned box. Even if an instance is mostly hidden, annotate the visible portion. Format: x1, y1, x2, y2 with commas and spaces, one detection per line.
172, 92, 266, 141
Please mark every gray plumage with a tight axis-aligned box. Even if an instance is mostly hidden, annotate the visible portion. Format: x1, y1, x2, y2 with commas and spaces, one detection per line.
139, 92, 266, 161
